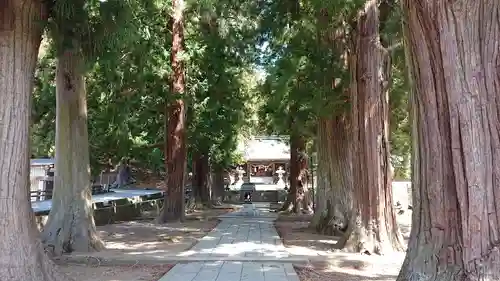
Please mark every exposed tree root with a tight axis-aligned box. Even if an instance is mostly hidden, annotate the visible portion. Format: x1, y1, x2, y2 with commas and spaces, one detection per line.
313, 214, 348, 237
279, 197, 294, 212
310, 199, 351, 237
41, 207, 104, 257
278, 202, 313, 215
0, 214, 75, 281
334, 213, 404, 255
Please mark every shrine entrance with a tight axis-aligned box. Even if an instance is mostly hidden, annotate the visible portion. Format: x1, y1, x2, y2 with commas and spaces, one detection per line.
226, 136, 290, 203
247, 162, 288, 185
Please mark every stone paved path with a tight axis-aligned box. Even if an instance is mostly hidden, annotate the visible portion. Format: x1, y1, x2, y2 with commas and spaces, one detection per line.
159, 203, 301, 281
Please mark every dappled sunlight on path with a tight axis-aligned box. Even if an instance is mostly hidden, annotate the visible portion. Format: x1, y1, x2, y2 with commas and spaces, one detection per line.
175, 219, 290, 258
158, 203, 303, 281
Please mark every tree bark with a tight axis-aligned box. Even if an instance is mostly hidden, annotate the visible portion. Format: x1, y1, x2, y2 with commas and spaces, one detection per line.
192, 152, 203, 200
281, 131, 309, 213
310, 117, 336, 231
211, 167, 225, 205
192, 151, 211, 207
205, 165, 214, 205
309, 5, 353, 233
158, 0, 186, 223
398, 1, 500, 280
41, 49, 104, 256
310, 116, 353, 236
339, 0, 403, 254
0, 1, 70, 280
114, 158, 132, 187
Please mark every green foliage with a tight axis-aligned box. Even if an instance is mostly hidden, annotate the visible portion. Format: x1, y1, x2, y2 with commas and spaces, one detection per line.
382, 6, 411, 179
33, 0, 173, 175
31, 0, 411, 180
257, 0, 365, 138
184, 0, 261, 169
258, 0, 411, 178
32, 45, 57, 157
389, 59, 411, 180
32, 0, 261, 175
84, 1, 172, 172
48, 0, 141, 63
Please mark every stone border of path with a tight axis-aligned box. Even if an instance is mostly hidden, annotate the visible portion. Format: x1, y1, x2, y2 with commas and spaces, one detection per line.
55, 255, 309, 266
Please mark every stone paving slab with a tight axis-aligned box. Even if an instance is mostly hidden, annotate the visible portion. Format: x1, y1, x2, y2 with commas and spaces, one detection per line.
158, 261, 300, 281
177, 217, 290, 259
158, 203, 302, 281
218, 203, 277, 219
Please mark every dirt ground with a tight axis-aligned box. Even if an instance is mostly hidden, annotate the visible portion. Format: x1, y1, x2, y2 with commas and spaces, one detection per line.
275, 210, 412, 281
59, 264, 174, 281
58, 206, 237, 281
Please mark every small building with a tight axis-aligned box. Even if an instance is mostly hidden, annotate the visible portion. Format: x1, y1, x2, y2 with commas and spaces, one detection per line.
238, 136, 290, 184
228, 136, 290, 203
30, 158, 55, 201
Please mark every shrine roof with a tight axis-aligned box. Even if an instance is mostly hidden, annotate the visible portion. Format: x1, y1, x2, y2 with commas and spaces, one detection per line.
31, 158, 55, 166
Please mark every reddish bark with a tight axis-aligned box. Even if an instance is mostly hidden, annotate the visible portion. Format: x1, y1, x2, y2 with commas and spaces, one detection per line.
311, 115, 353, 235
309, 4, 354, 234
338, 0, 403, 254
398, 1, 500, 280
158, 0, 186, 223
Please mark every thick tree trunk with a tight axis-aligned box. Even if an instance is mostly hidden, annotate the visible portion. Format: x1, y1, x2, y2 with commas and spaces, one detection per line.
300, 167, 312, 213
339, 0, 403, 254
310, 118, 336, 230
192, 152, 202, 200
310, 116, 353, 236
158, 0, 186, 223
211, 167, 225, 205
281, 131, 309, 213
398, 1, 500, 280
310, 6, 353, 232
114, 158, 132, 187
205, 166, 213, 205
41, 49, 104, 256
192, 151, 211, 207
0, 1, 69, 280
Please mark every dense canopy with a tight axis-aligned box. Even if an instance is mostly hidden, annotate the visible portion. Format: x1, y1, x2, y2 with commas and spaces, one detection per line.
2, 0, 499, 280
